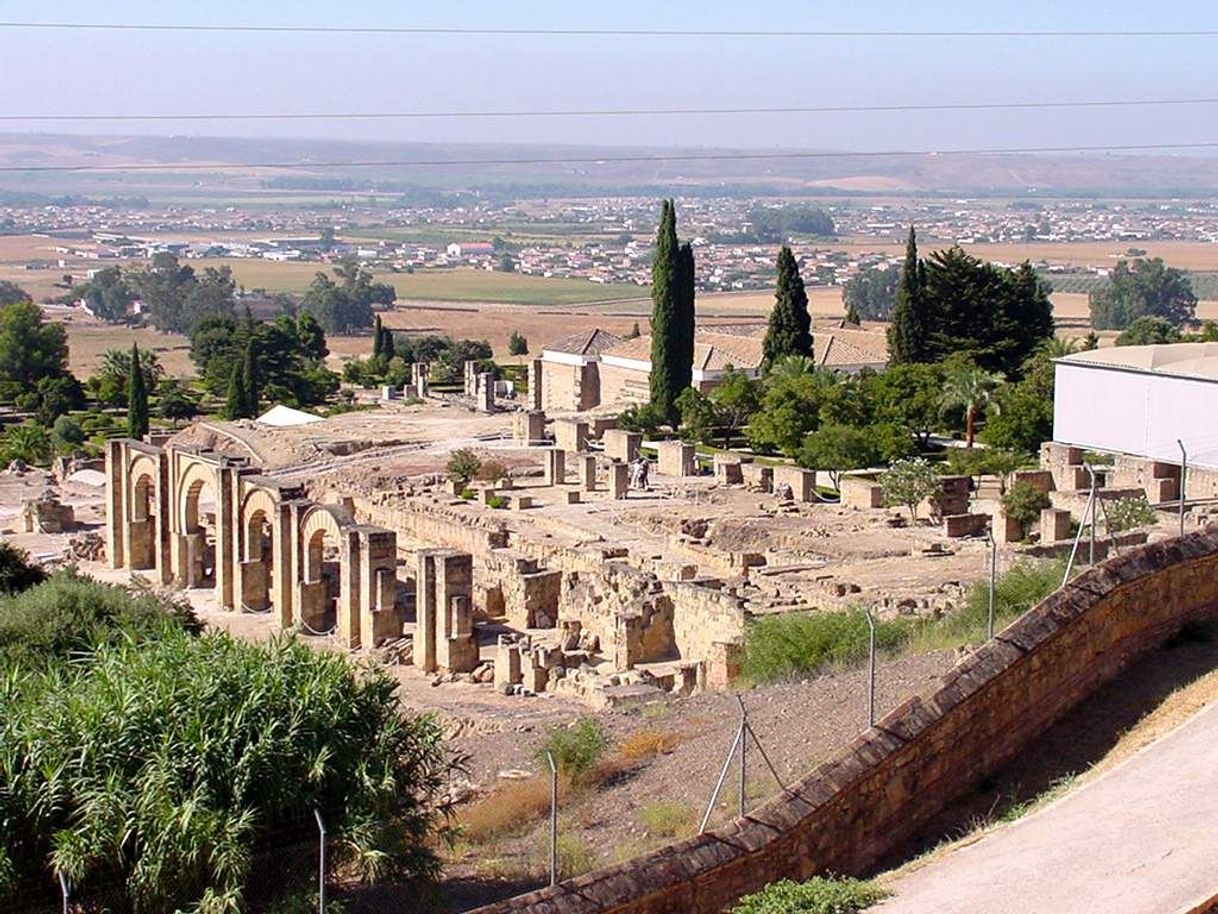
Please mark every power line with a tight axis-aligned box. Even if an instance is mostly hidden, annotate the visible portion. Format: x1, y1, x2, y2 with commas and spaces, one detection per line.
4, 96, 1218, 123
1, 21, 1217, 38
3, 141, 1217, 173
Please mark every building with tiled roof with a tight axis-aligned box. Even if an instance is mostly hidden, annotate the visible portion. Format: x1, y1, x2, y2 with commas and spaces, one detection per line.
535, 320, 888, 411
537, 328, 624, 411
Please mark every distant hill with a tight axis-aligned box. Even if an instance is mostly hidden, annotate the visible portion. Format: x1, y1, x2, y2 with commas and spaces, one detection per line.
2, 132, 1218, 197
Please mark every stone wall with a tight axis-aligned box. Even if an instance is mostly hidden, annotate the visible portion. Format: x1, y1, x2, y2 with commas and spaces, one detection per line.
352, 497, 509, 555
599, 361, 652, 407
471, 528, 1218, 914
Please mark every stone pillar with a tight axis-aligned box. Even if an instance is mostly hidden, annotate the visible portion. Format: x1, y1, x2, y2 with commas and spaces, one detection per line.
741, 463, 773, 493
476, 372, 495, 413
358, 528, 400, 649
554, 419, 589, 454
1041, 508, 1073, 543
523, 410, 546, 445
214, 463, 242, 611
773, 465, 816, 503
610, 461, 629, 500
463, 360, 478, 398
543, 448, 566, 486
415, 549, 477, 673
494, 637, 523, 690
579, 453, 598, 492
527, 358, 544, 411
337, 528, 361, 648
657, 441, 696, 477
713, 456, 744, 485
603, 429, 642, 463
105, 439, 126, 569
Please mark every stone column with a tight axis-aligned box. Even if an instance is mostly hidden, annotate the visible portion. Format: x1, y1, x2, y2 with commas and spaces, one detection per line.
476, 373, 495, 412
543, 448, 566, 486
105, 439, 126, 569
527, 358, 544, 410
610, 461, 629, 500
604, 429, 642, 463
579, 453, 598, 492
358, 528, 400, 649
414, 549, 440, 673
337, 527, 361, 649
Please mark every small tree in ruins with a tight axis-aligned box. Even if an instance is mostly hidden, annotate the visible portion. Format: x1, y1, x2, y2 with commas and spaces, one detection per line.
880, 456, 939, 523
446, 448, 482, 489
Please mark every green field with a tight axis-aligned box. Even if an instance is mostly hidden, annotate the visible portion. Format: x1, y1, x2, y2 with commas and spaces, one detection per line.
122, 259, 642, 305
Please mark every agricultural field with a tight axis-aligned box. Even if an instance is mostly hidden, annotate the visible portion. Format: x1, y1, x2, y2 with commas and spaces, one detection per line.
837, 238, 1218, 272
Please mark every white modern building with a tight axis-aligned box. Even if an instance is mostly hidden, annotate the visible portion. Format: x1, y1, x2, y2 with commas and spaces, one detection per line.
1054, 343, 1218, 471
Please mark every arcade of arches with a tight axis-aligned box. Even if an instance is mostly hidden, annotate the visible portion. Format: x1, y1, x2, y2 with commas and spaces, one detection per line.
105, 438, 476, 659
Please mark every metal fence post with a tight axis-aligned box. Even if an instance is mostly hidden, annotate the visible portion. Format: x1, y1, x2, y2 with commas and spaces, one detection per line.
57, 872, 69, 914
737, 697, 747, 818
546, 751, 558, 886
699, 724, 744, 834
313, 809, 326, 914
987, 527, 997, 640
1086, 465, 1097, 566
1179, 439, 1188, 537
864, 606, 876, 727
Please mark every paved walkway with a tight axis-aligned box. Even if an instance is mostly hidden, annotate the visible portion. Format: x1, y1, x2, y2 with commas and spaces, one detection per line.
876, 701, 1218, 914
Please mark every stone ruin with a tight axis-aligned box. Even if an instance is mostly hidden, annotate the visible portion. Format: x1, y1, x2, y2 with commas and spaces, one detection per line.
22, 491, 75, 534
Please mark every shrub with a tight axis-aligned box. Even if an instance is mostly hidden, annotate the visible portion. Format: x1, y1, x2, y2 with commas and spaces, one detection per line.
911, 559, 1065, 651
617, 402, 667, 437
1002, 480, 1051, 531
731, 877, 889, 914
477, 459, 508, 483
639, 801, 696, 838
51, 414, 86, 451
507, 331, 529, 356
0, 570, 197, 670
536, 718, 611, 782
1105, 495, 1158, 533
0, 543, 46, 595
741, 610, 913, 685
553, 833, 596, 879
0, 629, 449, 908
446, 447, 482, 487
486, 495, 507, 510
879, 456, 939, 522
617, 728, 681, 763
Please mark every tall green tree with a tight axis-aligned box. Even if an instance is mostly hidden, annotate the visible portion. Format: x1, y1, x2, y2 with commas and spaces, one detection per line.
242, 342, 259, 415
126, 343, 149, 440
762, 245, 813, 371
224, 362, 248, 420
1090, 257, 1196, 330
888, 226, 928, 364
649, 199, 681, 422
373, 315, 385, 359
674, 240, 696, 394
0, 301, 70, 396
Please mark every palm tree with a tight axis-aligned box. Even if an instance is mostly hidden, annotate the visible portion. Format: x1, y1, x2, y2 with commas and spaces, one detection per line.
767, 354, 816, 381
941, 363, 1005, 448
1038, 336, 1082, 359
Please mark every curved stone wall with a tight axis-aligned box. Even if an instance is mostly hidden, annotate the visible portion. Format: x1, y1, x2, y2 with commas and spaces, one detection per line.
471, 528, 1218, 914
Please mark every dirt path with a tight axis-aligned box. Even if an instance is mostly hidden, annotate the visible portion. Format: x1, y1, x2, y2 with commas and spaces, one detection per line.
876, 700, 1218, 914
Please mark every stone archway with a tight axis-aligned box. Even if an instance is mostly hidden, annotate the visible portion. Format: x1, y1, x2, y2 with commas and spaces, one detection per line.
127, 462, 158, 571
298, 505, 346, 637
176, 461, 220, 590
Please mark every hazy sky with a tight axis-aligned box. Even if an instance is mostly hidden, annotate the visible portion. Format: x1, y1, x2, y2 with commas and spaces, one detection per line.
3, 0, 1217, 151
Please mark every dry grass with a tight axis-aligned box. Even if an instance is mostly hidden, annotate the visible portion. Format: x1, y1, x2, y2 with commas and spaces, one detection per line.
616, 728, 684, 763
456, 776, 562, 844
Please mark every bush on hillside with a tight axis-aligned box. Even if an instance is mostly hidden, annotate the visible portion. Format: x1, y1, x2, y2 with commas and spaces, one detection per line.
0, 543, 46, 596
731, 877, 889, 914
0, 629, 449, 909
741, 610, 913, 685
0, 571, 198, 669
536, 718, 611, 782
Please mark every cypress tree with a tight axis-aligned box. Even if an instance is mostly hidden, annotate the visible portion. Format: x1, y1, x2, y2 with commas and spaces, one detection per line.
382, 324, 395, 361
674, 241, 696, 395
373, 315, 384, 359
126, 343, 149, 439
761, 246, 814, 371
888, 225, 929, 364
224, 362, 247, 420
649, 199, 681, 423
242, 342, 259, 416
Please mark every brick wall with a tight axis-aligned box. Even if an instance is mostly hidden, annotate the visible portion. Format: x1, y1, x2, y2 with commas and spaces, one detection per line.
471, 528, 1218, 914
